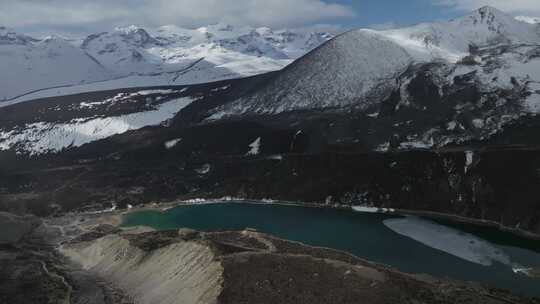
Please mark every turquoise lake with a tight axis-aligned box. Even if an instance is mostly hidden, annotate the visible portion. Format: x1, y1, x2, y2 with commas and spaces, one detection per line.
122, 202, 540, 297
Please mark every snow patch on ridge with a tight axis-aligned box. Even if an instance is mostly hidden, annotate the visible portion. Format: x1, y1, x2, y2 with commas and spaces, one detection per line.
465, 151, 474, 173
0, 97, 196, 155
164, 138, 182, 149
76, 89, 182, 110
195, 164, 211, 175
246, 137, 261, 156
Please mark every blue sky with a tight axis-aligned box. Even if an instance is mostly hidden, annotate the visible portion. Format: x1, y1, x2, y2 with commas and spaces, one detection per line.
338, 0, 462, 28
3, 0, 540, 36
329, 0, 540, 29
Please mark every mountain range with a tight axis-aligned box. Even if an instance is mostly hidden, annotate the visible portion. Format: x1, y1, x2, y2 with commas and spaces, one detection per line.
0, 24, 333, 103
210, 6, 540, 150
1, 6, 540, 236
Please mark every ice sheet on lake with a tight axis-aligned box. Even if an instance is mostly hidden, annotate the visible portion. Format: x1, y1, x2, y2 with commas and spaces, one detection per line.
383, 217, 510, 266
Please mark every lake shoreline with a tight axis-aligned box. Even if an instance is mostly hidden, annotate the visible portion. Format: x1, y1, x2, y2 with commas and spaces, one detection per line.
117, 199, 540, 297
113, 198, 540, 242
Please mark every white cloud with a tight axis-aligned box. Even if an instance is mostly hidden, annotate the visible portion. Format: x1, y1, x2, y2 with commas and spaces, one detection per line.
0, 0, 355, 34
515, 16, 540, 24
435, 0, 540, 15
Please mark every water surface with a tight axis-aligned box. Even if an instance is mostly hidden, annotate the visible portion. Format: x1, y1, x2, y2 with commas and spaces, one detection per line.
122, 202, 540, 297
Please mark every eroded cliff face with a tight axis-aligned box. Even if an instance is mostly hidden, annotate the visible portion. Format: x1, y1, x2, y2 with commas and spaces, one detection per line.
61, 233, 222, 304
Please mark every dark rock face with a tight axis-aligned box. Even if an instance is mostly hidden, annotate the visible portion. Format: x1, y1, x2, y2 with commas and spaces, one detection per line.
2, 115, 540, 234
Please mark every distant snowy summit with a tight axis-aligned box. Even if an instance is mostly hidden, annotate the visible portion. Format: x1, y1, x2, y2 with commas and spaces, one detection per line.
207, 7, 540, 151
0, 27, 112, 102
1, 7, 540, 156
0, 24, 334, 102
1, 6, 539, 105
212, 6, 540, 117
80, 23, 331, 75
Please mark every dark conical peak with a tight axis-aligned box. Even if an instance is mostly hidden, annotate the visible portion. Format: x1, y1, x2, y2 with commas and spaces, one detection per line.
457, 5, 519, 29
115, 26, 158, 47
477, 6, 506, 14
469, 6, 507, 19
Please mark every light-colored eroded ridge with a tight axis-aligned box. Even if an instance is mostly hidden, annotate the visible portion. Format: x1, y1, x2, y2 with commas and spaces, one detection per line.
61, 234, 222, 304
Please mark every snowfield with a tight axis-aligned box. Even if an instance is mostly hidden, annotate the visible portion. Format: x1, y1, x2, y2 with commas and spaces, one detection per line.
0, 24, 333, 104
0, 96, 196, 155
0, 30, 111, 102
246, 137, 261, 156
4, 57, 290, 106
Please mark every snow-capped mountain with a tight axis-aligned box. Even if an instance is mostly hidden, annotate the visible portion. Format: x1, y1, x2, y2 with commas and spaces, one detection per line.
81, 26, 168, 75
381, 6, 540, 60
81, 23, 333, 83
80, 24, 295, 77
211, 6, 540, 118
0, 24, 334, 103
3, 6, 540, 156
0, 27, 112, 101
151, 23, 332, 60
